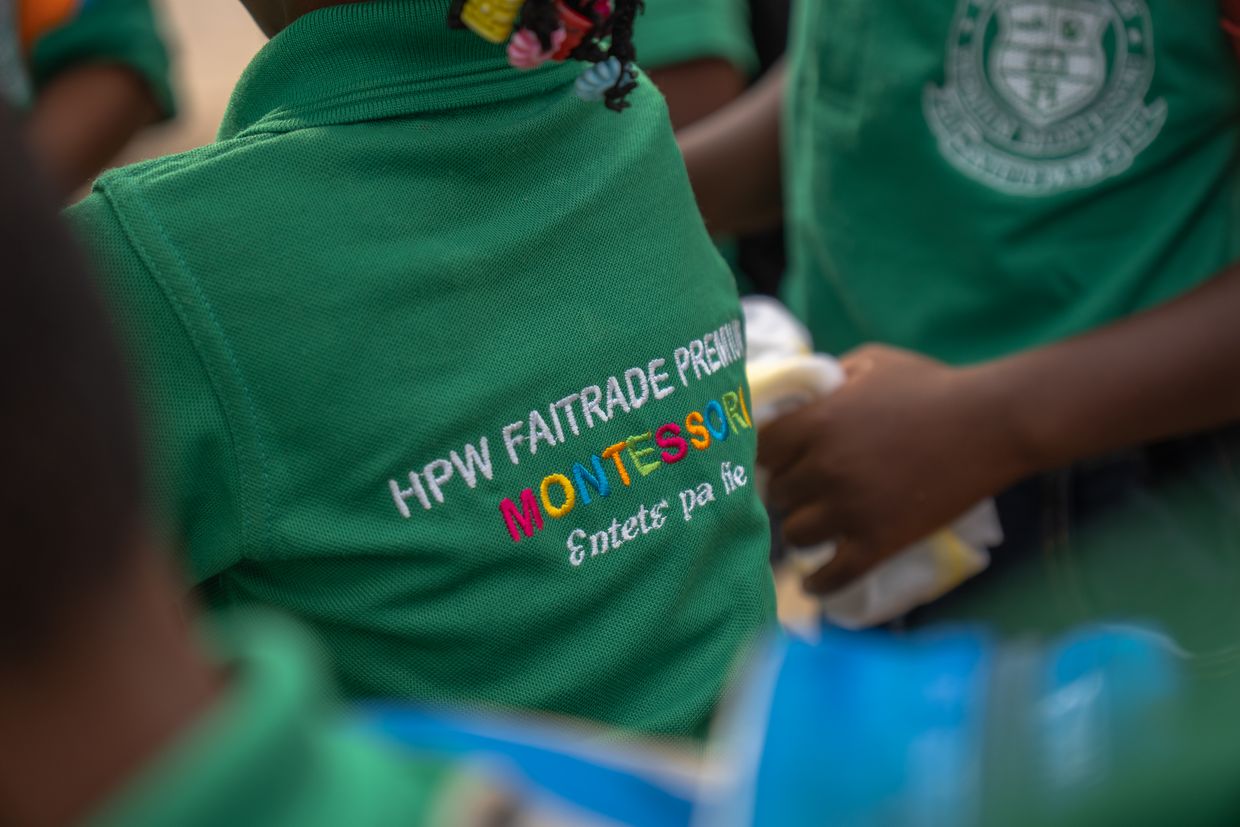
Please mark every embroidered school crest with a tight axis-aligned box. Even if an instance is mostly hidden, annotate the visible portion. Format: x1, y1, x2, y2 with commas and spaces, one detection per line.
925, 0, 1166, 196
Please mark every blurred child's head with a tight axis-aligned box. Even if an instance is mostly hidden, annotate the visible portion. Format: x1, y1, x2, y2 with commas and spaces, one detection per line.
0, 107, 221, 827
0, 104, 145, 663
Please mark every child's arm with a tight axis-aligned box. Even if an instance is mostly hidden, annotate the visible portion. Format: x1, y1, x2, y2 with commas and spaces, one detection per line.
26, 62, 160, 198
676, 62, 785, 237
758, 266, 1240, 594
636, 0, 754, 130
634, 0, 748, 129
648, 59, 747, 131
25, 0, 173, 198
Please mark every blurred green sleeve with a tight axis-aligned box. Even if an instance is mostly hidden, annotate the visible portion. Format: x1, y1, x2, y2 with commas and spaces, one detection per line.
636, 0, 758, 75
30, 0, 175, 118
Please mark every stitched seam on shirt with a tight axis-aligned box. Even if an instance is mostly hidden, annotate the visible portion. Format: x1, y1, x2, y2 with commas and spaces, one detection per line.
228, 70, 591, 138
102, 133, 285, 190
97, 183, 274, 558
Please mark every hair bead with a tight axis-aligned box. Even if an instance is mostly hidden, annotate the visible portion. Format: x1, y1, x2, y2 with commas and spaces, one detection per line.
449, 0, 646, 112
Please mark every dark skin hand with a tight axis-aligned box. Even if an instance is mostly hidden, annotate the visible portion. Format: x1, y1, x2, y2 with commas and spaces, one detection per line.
25, 63, 161, 200
647, 58, 747, 131
760, 266, 1240, 595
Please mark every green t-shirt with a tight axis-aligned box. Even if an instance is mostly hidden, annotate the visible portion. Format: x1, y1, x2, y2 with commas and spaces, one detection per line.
783, 0, 1240, 364
29, 0, 175, 116
68, 1, 775, 741
86, 616, 483, 827
636, 0, 758, 76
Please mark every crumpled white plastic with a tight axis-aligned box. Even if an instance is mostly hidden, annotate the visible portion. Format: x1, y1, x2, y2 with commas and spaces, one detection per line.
744, 296, 1002, 629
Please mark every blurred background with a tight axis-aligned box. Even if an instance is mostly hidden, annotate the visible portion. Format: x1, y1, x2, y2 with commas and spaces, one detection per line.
114, 0, 263, 165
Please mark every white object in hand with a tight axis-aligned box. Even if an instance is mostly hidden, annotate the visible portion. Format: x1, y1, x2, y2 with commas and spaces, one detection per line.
741, 297, 1002, 630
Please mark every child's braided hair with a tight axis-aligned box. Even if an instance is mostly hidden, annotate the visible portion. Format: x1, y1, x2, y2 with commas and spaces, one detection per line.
448, 0, 645, 112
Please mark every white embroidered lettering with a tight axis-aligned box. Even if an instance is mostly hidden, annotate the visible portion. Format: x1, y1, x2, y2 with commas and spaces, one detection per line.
673, 347, 692, 387
566, 499, 671, 568
624, 366, 650, 410
689, 339, 712, 380
679, 482, 717, 521
604, 376, 631, 418
703, 332, 722, 372
567, 529, 587, 566
422, 459, 454, 504
450, 438, 494, 489
720, 461, 748, 495
553, 394, 581, 437
716, 324, 733, 367
389, 472, 432, 518
502, 421, 526, 466
580, 385, 608, 428
648, 358, 675, 400
528, 409, 557, 454
547, 403, 565, 443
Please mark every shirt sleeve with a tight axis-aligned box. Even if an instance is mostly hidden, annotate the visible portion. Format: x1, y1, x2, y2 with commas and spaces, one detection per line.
635, 0, 758, 76
29, 0, 175, 119
64, 190, 243, 584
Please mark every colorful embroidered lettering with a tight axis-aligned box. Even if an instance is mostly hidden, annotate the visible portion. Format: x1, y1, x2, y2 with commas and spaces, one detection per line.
572, 455, 612, 505
499, 383, 753, 543
654, 423, 688, 463
500, 488, 544, 542
540, 473, 576, 518
387, 319, 748, 519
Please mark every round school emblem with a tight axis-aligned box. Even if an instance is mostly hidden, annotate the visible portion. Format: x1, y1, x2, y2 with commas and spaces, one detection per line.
924, 0, 1167, 195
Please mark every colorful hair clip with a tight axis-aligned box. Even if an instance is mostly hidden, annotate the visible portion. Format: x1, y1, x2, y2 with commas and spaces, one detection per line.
575, 57, 635, 103
447, 0, 644, 112
507, 27, 568, 70
451, 0, 525, 44
551, 1, 594, 60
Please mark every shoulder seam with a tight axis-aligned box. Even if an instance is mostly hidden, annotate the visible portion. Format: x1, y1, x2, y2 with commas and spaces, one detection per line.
95, 180, 273, 558
95, 132, 283, 189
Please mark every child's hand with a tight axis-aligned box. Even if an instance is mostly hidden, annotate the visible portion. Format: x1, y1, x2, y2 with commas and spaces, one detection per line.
758, 345, 1027, 595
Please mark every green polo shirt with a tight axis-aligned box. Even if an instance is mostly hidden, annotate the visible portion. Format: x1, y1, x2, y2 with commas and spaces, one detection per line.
30, 0, 174, 116
636, 0, 757, 76
68, 1, 775, 740
783, 0, 1240, 364
86, 616, 479, 827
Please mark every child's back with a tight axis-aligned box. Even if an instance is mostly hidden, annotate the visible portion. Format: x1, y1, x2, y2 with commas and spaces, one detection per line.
69, 1, 775, 740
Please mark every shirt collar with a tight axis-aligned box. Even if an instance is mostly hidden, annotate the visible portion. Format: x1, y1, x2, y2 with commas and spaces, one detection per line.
219, 0, 580, 140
